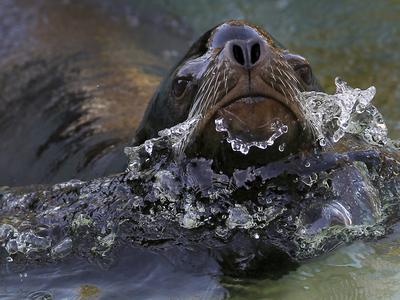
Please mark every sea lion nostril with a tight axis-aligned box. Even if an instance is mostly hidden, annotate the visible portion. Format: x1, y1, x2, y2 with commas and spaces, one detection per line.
251, 43, 260, 64
231, 41, 261, 68
232, 44, 245, 65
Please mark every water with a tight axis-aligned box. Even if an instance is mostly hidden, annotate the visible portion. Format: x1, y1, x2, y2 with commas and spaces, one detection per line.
0, 248, 225, 299
215, 77, 392, 154
1, 80, 399, 298
215, 117, 289, 154
302, 77, 389, 146
226, 238, 400, 300
0, 1, 399, 299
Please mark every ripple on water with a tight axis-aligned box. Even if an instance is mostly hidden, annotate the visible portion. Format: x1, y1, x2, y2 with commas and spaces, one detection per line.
27, 290, 53, 300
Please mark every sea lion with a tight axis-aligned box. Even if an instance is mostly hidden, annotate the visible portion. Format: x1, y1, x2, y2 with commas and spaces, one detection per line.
135, 20, 323, 170
0, 17, 322, 185
0, 17, 399, 283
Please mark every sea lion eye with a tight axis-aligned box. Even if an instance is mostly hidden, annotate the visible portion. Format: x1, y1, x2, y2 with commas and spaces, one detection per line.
172, 77, 190, 98
294, 64, 313, 85
284, 53, 313, 86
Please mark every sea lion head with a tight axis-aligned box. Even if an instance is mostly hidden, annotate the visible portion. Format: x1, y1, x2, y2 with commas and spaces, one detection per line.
135, 20, 322, 170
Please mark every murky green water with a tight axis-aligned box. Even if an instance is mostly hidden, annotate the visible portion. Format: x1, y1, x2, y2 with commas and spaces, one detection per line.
0, 0, 399, 299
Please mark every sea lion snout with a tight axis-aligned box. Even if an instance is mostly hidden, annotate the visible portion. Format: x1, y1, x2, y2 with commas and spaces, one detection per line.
225, 37, 266, 70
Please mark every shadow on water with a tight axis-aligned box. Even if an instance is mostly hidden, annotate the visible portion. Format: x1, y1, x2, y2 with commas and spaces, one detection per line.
0, 1, 399, 299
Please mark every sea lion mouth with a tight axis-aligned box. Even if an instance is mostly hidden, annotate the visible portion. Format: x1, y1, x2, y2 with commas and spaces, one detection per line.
187, 85, 303, 167
216, 96, 294, 144
186, 71, 305, 159
196, 76, 302, 139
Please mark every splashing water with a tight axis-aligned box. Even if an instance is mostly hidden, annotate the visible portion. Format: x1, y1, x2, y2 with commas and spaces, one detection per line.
122, 78, 398, 264
213, 78, 391, 153
125, 116, 201, 172
302, 77, 389, 146
215, 117, 288, 154
159, 115, 202, 153
226, 205, 254, 229
0, 78, 398, 278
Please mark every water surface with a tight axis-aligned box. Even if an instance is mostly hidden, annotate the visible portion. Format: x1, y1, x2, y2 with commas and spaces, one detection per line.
0, 1, 399, 299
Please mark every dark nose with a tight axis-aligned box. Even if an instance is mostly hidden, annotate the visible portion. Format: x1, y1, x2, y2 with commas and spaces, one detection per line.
228, 39, 263, 69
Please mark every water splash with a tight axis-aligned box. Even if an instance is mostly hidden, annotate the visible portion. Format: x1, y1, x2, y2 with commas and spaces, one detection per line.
0, 79, 398, 270
108, 78, 400, 262
302, 77, 388, 146
125, 116, 201, 173
160, 115, 202, 155
215, 117, 288, 154
226, 205, 254, 229
5, 230, 51, 255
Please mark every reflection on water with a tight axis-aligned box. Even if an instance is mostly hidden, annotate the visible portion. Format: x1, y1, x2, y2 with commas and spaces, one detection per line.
0, 0, 399, 299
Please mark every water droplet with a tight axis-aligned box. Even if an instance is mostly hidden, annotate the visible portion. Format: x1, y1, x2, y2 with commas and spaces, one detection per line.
305, 161, 311, 168
215, 117, 226, 132
215, 118, 289, 154
226, 205, 254, 229
332, 129, 344, 143
181, 202, 201, 229
239, 143, 249, 154
51, 238, 73, 259
144, 140, 153, 155
278, 143, 286, 152
356, 103, 366, 113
